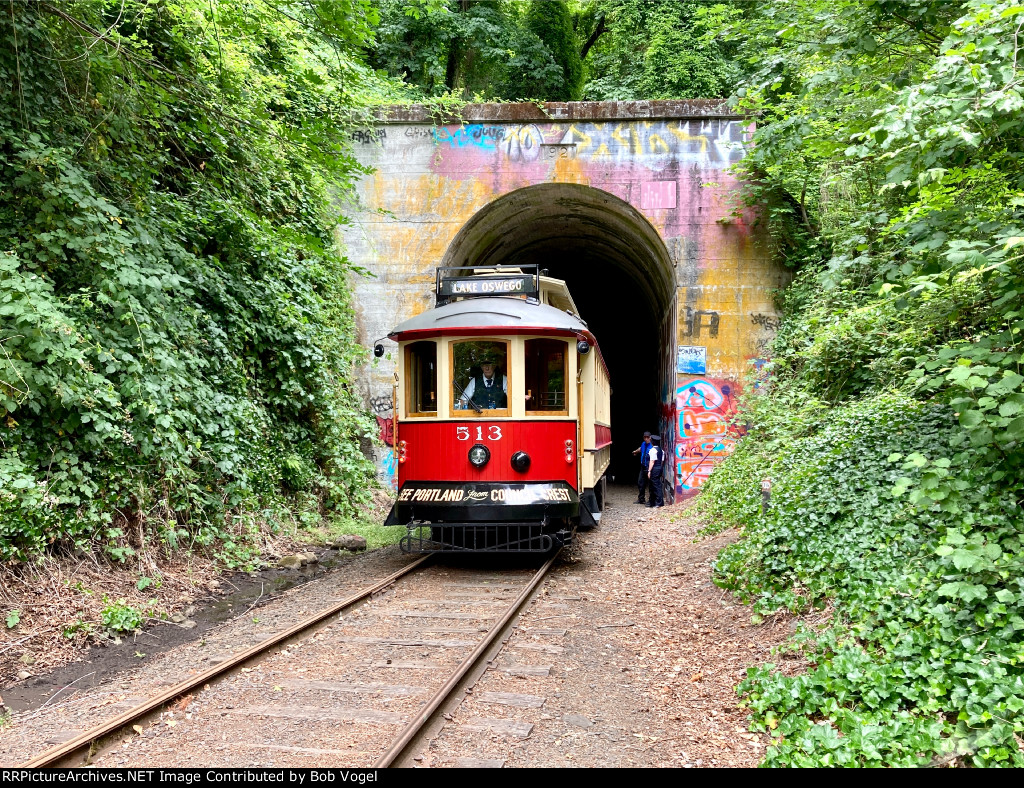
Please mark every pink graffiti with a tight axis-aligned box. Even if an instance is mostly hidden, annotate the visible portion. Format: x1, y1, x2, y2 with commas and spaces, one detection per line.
675, 377, 739, 497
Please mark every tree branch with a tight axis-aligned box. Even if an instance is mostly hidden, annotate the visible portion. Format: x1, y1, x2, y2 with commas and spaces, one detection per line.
799, 176, 813, 234
887, 10, 944, 52
579, 13, 606, 61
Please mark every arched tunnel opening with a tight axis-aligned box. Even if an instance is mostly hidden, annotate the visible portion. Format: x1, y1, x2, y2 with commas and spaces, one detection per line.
440, 184, 677, 487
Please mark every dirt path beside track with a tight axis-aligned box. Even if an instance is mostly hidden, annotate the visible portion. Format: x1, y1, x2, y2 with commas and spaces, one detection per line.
414, 484, 795, 768
0, 485, 796, 767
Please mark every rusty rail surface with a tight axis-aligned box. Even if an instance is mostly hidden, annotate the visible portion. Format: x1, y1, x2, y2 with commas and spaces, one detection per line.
374, 549, 560, 768
21, 555, 433, 768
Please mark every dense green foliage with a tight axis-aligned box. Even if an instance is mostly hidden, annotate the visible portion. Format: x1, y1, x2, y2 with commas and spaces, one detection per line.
369, 0, 735, 101
700, 0, 1024, 767
0, 1, 383, 565
583, 1, 737, 101
370, 0, 565, 99
523, 0, 582, 101
11, 0, 1023, 767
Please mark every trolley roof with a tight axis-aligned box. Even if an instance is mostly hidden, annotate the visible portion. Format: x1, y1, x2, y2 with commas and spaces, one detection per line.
388, 296, 591, 341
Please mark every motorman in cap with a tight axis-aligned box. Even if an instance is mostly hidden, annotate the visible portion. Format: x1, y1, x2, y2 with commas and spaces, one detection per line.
459, 354, 507, 409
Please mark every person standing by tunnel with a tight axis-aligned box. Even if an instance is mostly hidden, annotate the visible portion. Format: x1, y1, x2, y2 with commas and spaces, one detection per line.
632, 430, 652, 504
647, 435, 664, 508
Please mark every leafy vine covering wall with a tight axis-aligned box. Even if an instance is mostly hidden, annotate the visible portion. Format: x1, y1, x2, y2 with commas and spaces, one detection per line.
0, 1, 380, 566
699, 0, 1024, 767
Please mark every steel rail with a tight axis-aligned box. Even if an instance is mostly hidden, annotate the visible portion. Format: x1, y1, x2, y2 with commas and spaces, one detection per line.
21, 554, 433, 768
374, 549, 560, 768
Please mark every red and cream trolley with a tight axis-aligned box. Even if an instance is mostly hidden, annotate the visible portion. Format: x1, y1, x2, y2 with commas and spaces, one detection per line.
381, 266, 611, 553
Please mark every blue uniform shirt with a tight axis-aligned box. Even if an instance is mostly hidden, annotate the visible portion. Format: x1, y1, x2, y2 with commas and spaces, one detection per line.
639, 439, 652, 468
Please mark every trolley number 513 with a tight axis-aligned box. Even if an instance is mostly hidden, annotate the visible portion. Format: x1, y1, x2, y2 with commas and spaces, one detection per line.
457, 426, 502, 441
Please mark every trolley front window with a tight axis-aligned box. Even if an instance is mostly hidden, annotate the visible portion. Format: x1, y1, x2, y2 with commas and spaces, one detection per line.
525, 338, 568, 414
405, 341, 437, 416
451, 340, 509, 416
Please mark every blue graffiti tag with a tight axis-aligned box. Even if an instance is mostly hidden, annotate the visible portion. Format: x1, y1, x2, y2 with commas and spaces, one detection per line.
433, 125, 507, 149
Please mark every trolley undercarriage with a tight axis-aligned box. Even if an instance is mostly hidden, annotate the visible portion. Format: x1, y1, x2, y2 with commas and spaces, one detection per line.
399, 521, 574, 553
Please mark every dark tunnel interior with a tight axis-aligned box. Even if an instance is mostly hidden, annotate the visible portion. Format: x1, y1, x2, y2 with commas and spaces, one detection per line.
441, 184, 674, 482
533, 256, 661, 480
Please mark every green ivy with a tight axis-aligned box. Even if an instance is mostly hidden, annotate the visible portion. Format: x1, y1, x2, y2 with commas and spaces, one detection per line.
700, 0, 1024, 767
0, 1, 382, 564
100, 598, 143, 634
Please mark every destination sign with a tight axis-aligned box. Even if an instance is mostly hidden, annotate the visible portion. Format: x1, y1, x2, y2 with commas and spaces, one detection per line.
397, 481, 576, 505
437, 274, 537, 298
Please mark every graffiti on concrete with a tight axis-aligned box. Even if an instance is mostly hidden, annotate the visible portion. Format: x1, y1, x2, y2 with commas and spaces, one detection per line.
752, 357, 772, 390
503, 125, 545, 162
376, 415, 394, 448
750, 313, 782, 331
352, 129, 386, 144
675, 377, 739, 496
553, 119, 747, 166
430, 119, 748, 169
682, 308, 720, 339
369, 394, 394, 416
434, 124, 507, 149
370, 393, 395, 448
376, 448, 398, 492
370, 391, 397, 490
750, 312, 780, 364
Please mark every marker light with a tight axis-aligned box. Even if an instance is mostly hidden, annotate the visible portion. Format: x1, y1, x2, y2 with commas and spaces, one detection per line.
468, 444, 491, 468
398, 440, 408, 464
564, 439, 574, 464
511, 451, 531, 473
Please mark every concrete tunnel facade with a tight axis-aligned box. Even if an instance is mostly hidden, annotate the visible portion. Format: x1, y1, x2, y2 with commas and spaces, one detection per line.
340, 100, 790, 502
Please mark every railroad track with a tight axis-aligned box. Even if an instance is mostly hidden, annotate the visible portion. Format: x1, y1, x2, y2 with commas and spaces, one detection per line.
21, 551, 561, 768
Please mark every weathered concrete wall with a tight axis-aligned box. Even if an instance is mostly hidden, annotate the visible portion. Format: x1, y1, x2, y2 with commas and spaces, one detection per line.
341, 100, 789, 499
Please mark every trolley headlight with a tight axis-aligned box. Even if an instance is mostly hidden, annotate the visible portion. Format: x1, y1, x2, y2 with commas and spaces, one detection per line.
468, 444, 490, 468
510, 451, 531, 473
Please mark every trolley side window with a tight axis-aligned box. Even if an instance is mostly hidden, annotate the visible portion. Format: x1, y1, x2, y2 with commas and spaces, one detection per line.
525, 338, 568, 414
405, 341, 437, 416
451, 340, 510, 416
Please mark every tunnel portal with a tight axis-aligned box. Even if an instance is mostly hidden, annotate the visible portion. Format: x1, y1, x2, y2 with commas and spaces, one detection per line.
440, 184, 675, 480
342, 100, 791, 502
